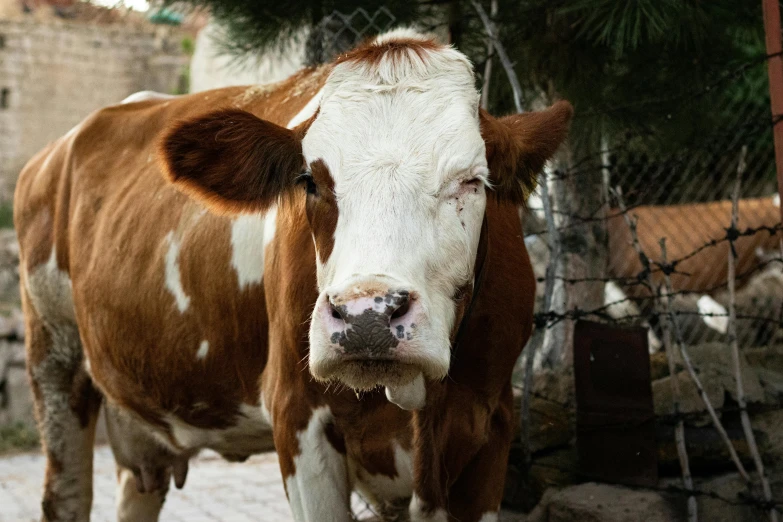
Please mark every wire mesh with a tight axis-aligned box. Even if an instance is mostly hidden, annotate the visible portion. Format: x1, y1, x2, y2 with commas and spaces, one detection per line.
305, 7, 396, 65
525, 60, 782, 350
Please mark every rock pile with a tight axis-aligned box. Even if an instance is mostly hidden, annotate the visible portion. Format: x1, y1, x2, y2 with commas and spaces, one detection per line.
505, 342, 783, 521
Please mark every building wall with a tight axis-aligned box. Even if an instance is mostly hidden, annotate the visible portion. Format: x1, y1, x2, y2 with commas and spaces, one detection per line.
189, 22, 305, 93
0, 19, 189, 197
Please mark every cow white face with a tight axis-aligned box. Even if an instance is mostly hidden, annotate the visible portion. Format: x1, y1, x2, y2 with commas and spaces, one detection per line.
301, 47, 489, 393
160, 32, 572, 405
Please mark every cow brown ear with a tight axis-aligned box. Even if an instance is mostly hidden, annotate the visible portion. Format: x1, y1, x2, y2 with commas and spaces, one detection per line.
480, 101, 573, 205
159, 109, 304, 214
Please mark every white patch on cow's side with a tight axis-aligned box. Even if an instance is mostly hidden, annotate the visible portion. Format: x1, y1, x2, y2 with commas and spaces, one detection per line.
351, 441, 413, 505
25, 248, 76, 325
287, 89, 324, 129
120, 91, 177, 104
697, 295, 729, 334
196, 340, 209, 360
164, 232, 190, 313
263, 205, 278, 249
410, 494, 448, 522
774, 193, 780, 207
162, 403, 272, 456
385, 372, 425, 410
478, 512, 499, 522
285, 406, 351, 522
230, 213, 266, 289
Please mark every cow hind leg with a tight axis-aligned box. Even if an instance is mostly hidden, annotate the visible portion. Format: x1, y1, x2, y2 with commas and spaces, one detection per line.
445, 388, 515, 522
22, 280, 101, 521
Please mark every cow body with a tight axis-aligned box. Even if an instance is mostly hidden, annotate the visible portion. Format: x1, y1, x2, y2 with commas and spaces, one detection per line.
16, 31, 569, 521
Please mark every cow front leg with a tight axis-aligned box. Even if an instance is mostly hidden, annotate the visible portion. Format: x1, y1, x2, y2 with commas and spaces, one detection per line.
445, 387, 515, 522
275, 405, 352, 522
410, 386, 515, 522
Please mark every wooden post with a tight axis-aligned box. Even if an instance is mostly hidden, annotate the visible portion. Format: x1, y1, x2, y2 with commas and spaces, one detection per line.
763, 0, 783, 223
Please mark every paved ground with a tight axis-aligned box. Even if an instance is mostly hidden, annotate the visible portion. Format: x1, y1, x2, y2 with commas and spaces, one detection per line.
0, 446, 527, 521
0, 446, 376, 522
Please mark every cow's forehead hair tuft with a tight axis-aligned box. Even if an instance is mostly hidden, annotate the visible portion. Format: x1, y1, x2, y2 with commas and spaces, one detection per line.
303, 32, 484, 192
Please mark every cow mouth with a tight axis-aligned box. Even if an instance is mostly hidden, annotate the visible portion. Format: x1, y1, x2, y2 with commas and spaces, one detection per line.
315, 358, 421, 391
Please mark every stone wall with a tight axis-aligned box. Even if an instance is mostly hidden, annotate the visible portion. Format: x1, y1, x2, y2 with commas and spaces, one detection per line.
0, 18, 190, 198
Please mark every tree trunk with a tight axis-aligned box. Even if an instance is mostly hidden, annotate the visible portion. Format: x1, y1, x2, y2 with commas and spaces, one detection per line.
539, 134, 608, 372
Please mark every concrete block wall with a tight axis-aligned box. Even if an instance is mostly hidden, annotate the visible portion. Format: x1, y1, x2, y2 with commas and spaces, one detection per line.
0, 19, 190, 199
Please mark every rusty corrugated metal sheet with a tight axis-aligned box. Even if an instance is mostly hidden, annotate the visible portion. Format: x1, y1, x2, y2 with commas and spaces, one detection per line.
574, 320, 658, 487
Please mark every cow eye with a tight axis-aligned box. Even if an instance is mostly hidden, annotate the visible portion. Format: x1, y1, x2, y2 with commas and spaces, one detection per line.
462, 177, 485, 191
296, 171, 318, 196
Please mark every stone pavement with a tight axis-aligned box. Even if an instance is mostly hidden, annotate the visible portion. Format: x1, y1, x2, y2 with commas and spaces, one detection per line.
0, 446, 527, 521
0, 446, 331, 522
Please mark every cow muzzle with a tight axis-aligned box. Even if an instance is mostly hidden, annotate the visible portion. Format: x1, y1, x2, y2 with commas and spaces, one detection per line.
309, 277, 436, 397
327, 289, 414, 354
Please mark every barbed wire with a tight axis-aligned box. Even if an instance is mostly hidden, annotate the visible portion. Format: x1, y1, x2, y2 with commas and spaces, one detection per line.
531, 232, 783, 334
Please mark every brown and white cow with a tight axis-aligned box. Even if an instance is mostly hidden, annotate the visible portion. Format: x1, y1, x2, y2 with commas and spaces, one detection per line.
14, 30, 572, 521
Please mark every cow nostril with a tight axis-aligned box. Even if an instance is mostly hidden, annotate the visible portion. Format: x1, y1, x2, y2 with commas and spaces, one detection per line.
329, 302, 343, 320
390, 299, 410, 321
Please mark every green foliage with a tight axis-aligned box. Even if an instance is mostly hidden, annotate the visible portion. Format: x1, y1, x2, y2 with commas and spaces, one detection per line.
478, 0, 771, 202
181, 36, 195, 55
0, 202, 14, 229
173, 66, 191, 95
168, 0, 764, 124
0, 422, 40, 455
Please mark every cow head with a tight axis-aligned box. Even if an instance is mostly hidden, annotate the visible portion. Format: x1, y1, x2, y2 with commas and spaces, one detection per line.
161, 32, 572, 408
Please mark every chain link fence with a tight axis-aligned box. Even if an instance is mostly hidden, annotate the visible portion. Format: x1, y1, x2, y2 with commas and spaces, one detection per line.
525, 59, 782, 350
516, 37, 783, 519
305, 7, 396, 66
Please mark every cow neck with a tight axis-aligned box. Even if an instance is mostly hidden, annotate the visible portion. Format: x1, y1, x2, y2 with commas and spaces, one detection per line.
450, 214, 489, 358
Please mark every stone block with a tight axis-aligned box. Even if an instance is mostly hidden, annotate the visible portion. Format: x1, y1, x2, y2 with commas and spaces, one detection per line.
652, 343, 766, 419
534, 482, 680, 522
